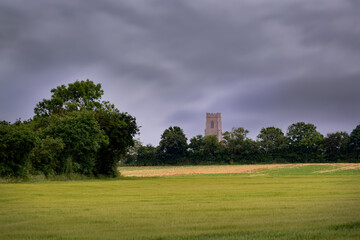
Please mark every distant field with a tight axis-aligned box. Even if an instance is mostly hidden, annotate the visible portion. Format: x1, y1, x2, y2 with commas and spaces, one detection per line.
1, 164, 360, 239
119, 163, 360, 177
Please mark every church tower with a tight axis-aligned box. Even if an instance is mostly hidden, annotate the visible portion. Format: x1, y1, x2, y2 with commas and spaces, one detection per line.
205, 113, 222, 142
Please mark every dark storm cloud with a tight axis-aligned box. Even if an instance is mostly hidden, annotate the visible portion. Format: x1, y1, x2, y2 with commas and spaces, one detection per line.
0, 0, 359, 144
214, 73, 360, 139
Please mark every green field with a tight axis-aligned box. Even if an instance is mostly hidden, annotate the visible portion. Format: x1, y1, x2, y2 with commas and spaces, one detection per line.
1, 165, 360, 239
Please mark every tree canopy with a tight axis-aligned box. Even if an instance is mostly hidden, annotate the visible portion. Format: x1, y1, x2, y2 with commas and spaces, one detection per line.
125, 122, 360, 166
34, 79, 103, 116
159, 126, 188, 164
257, 127, 285, 153
1, 79, 138, 179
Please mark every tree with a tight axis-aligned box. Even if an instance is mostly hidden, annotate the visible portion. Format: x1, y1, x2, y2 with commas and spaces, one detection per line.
0, 121, 37, 178
34, 79, 103, 116
188, 135, 205, 164
241, 138, 261, 164
286, 122, 324, 162
159, 126, 187, 164
136, 145, 159, 166
223, 127, 249, 147
189, 135, 204, 152
33, 80, 139, 177
222, 127, 249, 162
349, 124, 360, 161
203, 135, 220, 162
123, 139, 142, 165
257, 127, 285, 162
40, 110, 108, 176
323, 132, 349, 162
94, 102, 139, 176
257, 127, 285, 153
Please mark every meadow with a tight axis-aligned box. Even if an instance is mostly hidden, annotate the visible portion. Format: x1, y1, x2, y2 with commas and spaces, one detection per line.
0, 164, 360, 239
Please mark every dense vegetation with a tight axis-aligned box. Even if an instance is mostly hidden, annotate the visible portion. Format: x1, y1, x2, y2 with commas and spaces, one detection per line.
125, 123, 360, 165
0, 80, 138, 178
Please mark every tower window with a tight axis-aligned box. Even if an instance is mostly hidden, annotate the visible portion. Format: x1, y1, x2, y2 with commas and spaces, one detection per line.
211, 121, 214, 128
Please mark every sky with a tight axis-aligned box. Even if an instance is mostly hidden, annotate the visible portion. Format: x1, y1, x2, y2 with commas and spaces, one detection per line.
1, 0, 359, 145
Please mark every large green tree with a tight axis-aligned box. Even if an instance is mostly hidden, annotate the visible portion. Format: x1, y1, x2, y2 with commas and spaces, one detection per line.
286, 122, 324, 162
257, 127, 285, 153
34, 79, 103, 116
159, 126, 188, 164
40, 110, 108, 176
94, 102, 138, 176
222, 127, 250, 162
323, 132, 349, 162
32, 80, 138, 177
188, 135, 205, 164
257, 127, 286, 162
223, 127, 249, 147
203, 135, 221, 162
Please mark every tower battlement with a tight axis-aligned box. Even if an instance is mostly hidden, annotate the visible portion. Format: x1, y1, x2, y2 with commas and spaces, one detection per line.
205, 113, 222, 142
206, 112, 221, 118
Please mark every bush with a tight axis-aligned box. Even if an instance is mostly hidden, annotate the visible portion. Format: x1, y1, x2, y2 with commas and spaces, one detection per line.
0, 121, 37, 178
39, 111, 108, 176
29, 137, 64, 176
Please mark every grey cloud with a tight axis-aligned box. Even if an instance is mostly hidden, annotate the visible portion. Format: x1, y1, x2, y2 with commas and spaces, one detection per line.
0, 0, 359, 145
213, 73, 360, 139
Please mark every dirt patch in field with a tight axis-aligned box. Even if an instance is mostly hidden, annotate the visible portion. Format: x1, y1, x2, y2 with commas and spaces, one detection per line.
120, 163, 360, 177
120, 164, 293, 177
314, 163, 360, 173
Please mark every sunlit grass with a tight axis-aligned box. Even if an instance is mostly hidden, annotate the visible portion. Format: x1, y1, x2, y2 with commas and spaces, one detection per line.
0, 164, 359, 239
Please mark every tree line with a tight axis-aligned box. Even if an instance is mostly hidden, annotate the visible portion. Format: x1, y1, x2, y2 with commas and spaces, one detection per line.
124, 123, 360, 166
0, 80, 138, 178
1, 80, 359, 179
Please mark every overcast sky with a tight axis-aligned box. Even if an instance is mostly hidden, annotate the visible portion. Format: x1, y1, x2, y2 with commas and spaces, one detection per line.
1, 0, 359, 145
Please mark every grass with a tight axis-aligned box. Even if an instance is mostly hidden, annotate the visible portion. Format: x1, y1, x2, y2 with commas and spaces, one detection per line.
0, 164, 359, 239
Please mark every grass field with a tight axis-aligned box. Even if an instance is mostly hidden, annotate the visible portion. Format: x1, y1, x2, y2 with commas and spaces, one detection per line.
1, 164, 360, 239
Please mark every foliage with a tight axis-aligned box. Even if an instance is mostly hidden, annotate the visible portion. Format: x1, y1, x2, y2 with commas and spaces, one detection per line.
159, 126, 188, 164
137, 145, 160, 166
222, 127, 249, 148
40, 110, 108, 176
349, 124, 360, 160
257, 127, 286, 162
222, 127, 253, 163
29, 136, 65, 176
188, 135, 205, 164
0, 121, 37, 178
2, 79, 139, 178
124, 121, 360, 166
286, 122, 324, 162
323, 132, 349, 162
34, 79, 103, 116
202, 135, 221, 162
94, 103, 138, 176
257, 127, 285, 153
31, 80, 138, 177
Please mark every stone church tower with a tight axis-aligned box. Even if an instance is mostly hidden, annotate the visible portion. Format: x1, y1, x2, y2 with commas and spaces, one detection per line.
205, 113, 222, 142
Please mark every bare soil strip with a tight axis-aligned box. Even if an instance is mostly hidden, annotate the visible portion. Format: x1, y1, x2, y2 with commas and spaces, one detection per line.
120, 163, 360, 177
314, 163, 360, 173
120, 164, 291, 177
